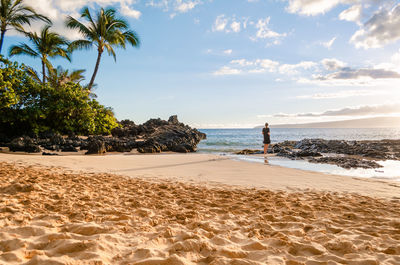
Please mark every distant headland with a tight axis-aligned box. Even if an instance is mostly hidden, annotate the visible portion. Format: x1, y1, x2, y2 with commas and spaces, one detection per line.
255, 116, 400, 128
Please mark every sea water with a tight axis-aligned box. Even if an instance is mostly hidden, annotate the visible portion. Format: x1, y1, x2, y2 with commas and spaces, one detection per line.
197, 128, 400, 181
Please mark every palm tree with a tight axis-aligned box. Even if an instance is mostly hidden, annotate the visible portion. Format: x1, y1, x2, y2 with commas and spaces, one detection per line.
66, 7, 140, 90
9, 25, 70, 84
0, 0, 50, 54
47, 65, 86, 88
26, 65, 85, 88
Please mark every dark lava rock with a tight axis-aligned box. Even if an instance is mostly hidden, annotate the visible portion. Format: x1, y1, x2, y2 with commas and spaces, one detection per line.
271, 144, 284, 153
235, 149, 264, 155
42, 152, 59, 156
106, 139, 134, 152
0, 133, 10, 146
61, 145, 78, 152
49, 133, 65, 146
168, 115, 179, 124
308, 157, 383, 169
143, 118, 169, 128
85, 137, 106, 155
5, 116, 206, 155
295, 149, 322, 157
285, 138, 400, 161
8, 137, 41, 153
138, 139, 161, 153
137, 116, 206, 153
276, 148, 296, 159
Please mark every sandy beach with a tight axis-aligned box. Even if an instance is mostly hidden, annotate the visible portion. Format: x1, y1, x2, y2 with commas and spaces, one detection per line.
1, 153, 400, 264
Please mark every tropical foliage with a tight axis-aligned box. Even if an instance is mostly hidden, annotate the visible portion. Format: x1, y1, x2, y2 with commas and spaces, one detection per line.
0, 0, 50, 54
66, 7, 140, 90
0, 57, 118, 136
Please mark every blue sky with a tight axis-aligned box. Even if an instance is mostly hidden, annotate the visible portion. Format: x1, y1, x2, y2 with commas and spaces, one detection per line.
3, 0, 400, 128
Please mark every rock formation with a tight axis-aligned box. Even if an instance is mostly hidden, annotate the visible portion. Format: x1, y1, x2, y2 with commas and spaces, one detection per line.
1, 116, 206, 155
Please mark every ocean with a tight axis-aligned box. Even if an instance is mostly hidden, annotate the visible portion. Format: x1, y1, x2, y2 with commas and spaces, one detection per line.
197, 128, 400, 153
197, 128, 400, 181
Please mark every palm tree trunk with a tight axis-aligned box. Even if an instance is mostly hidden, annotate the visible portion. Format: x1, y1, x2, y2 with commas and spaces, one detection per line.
88, 50, 102, 90
42, 60, 46, 84
0, 29, 6, 55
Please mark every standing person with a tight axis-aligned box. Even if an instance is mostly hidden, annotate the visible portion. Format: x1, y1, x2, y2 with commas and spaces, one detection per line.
262, 123, 271, 155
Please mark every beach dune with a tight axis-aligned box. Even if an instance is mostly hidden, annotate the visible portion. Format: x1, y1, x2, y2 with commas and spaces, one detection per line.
0, 154, 400, 264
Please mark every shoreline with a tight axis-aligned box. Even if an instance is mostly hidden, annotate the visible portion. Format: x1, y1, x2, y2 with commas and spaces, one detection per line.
1, 152, 399, 200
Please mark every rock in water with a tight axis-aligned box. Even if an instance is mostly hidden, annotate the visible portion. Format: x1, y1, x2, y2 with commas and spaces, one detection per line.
295, 150, 322, 157
308, 157, 383, 169
235, 149, 264, 155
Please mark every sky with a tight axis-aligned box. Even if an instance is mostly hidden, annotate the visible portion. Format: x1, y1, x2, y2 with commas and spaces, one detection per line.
3, 0, 400, 128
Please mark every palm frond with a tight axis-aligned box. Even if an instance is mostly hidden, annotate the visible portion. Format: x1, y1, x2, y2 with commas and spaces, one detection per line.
9, 42, 38, 57
123, 30, 140, 47
65, 15, 92, 38
104, 42, 116, 61
68, 39, 92, 51
25, 66, 41, 83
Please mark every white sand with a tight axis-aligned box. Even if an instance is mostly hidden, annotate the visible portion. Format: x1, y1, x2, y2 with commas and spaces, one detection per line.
1, 154, 400, 264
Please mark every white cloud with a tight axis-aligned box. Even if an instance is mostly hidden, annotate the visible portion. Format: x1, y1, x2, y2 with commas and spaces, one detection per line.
214, 58, 316, 76
252, 17, 286, 41
339, 4, 362, 24
285, 1, 400, 49
147, 0, 202, 16
286, 0, 348, 16
120, 2, 141, 19
20, 0, 142, 40
315, 68, 400, 80
211, 15, 286, 44
212, 15, 228, 32
230, 58, 279, 72
174, 0, 200, 13
279, 61, 317, 75
350, 3, 400, 49
223, 49, 233, 55
205, 49, 233, 56
321, 58, 346, 71
299, 57, 400, 86
212, 16, 242, 33
320, 36, 336, 49
214, 55, 400, 90
296, 90, 386, 99
230, 21, 241, 33
213, 66, 241, 76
